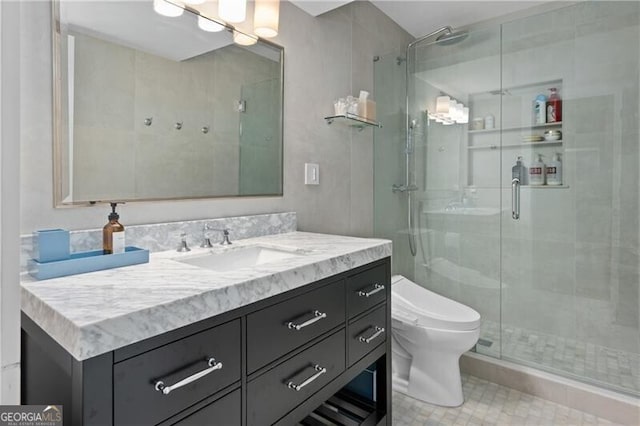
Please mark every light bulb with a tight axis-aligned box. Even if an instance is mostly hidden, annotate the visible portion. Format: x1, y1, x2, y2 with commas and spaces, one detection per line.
458, 107, 469, 124
233, 30, 258, 46
435, 96, 450, 115
198, 15, 225, 32
254, 0, 279, 38
219, 0, 246, 23
153, 0, 184, 17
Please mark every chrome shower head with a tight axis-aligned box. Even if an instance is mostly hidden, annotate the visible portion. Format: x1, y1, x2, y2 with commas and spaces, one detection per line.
435, 30, 468, 46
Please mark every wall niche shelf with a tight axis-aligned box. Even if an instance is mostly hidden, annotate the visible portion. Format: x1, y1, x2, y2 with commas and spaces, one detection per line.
466, 79, 565, 188
468, 121, 562, 135
325, 113, 382, 130
468, 140, 563, 150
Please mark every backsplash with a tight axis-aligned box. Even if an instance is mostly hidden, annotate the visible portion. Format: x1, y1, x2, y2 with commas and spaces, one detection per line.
21, 212, 296, 274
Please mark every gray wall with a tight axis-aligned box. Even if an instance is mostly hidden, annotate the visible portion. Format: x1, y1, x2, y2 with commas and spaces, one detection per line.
0, 1, 21, 404
20, 1, 412, 236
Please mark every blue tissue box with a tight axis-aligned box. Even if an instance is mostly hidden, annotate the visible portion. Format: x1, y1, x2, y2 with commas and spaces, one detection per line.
32, 229, 70, 263
28, 246, 149, 280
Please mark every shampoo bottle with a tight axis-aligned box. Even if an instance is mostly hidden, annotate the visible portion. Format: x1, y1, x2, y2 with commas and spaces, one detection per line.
546, 152, 563, 185
546, 88, 562, 123
534, 94, 547, 125
529, 154, 546, 186
103, 203, 125, 254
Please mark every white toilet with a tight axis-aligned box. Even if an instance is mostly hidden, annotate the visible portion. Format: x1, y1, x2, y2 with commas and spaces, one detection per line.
391, 275, 481, 407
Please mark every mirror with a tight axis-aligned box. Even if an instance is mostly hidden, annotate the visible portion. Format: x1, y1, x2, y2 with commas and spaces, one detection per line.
53, 0, 283, 206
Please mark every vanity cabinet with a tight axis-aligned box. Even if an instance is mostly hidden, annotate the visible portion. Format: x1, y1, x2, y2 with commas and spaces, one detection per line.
21, 257, 391, 426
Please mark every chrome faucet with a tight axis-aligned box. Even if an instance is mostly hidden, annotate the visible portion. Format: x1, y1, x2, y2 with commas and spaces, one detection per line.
220, 229, 232, 245
200, 224, 213, 248
177, 232, 191, 252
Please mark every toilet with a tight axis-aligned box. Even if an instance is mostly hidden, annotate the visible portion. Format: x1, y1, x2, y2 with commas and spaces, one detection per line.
391, 275, 481, 407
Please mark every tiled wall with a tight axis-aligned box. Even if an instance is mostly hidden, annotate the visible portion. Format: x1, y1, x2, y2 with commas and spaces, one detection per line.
409, 2, 639, 394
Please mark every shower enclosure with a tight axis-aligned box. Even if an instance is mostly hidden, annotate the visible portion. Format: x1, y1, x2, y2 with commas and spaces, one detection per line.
374, 2, 639, 397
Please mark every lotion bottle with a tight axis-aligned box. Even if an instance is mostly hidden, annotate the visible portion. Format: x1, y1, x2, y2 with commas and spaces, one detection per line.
529, 154, 546, 186
534, 94, 547, 125
546, 152, 563, 185
103, 203, 125, 254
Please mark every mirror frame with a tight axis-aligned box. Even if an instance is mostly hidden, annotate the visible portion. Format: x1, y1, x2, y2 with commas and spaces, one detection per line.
52, 0, 284, 207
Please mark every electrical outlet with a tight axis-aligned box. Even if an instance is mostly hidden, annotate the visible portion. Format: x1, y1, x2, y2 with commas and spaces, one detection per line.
304, 163, 319, 185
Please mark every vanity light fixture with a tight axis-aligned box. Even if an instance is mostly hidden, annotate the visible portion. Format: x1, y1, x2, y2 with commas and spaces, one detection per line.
233, 30, 258, 46
254, 0, 280, 38
219, 0, 247, 23
197, 15, 225, 32
428, 95, 469, 125
153, 0, 184, 17
153, 0, 274, 46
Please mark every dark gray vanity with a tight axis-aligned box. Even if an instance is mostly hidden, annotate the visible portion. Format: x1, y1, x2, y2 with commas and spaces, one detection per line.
22, 253, 391, 426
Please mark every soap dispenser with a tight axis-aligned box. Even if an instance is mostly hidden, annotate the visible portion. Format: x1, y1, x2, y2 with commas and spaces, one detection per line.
103, 203, 125, 254
529, 154, 546, 186
546, 152, 563, 185
512, 156, 527, 185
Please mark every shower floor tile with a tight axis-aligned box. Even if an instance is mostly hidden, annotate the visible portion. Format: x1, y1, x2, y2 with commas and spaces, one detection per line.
476, 320, 639, 395
392, 374, 624, 425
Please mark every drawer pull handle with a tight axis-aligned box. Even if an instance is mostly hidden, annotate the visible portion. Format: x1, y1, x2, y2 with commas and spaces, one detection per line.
154, 357, 223, 395
358, 326, 385, 344
357, 283, 385, 298
287, 364, 327, 391
287, 310, 327, 331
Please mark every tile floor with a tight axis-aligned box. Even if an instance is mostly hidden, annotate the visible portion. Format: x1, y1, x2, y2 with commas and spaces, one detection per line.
392, 374, 624, 425
477, 320, 639, 395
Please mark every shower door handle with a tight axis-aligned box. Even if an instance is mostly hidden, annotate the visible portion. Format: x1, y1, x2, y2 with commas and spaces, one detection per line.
511, 178, 520, 220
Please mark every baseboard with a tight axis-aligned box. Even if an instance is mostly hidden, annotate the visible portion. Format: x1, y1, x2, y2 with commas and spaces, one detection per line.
460, 353, 640, 425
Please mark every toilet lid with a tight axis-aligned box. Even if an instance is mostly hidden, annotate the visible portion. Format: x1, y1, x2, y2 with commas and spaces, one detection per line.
391, 275, 481, 331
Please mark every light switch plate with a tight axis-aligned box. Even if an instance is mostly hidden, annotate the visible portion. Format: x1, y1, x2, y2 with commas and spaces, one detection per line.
304, 163, 319, 185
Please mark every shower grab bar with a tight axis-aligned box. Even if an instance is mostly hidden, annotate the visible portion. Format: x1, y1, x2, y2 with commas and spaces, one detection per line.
512, 178, 520, 220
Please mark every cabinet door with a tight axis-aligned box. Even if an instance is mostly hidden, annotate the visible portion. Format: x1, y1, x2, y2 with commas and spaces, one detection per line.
247, 280, 345, 373
171, 389, 240, 426
114, 320, 241, 426
346, 263, 388, 319
247, 330, 346, 426
348, 304, 387, 366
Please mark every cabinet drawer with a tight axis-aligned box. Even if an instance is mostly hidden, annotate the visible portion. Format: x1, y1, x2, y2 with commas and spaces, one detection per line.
348, 304, 387, 366
347, 263, 388, 318
171, 389, 240, 426
247, 330, 345, 426
114, 320, 241, 426
247, 280, 345, 373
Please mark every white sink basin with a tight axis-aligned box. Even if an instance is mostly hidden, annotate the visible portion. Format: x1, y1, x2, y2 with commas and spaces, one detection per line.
176, 246, 303, 272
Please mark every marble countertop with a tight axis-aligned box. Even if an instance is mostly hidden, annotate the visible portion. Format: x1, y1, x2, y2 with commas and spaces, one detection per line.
21, 232, 391, 361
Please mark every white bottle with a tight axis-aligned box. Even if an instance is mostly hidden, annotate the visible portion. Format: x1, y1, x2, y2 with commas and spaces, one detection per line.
484, 113, 494, 129
546, 152, 562, 185
534, 95, 546, 125
529, 153, 546, 186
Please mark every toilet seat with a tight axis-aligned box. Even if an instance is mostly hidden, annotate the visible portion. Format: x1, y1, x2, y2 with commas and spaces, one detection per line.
391, 275, 480, 331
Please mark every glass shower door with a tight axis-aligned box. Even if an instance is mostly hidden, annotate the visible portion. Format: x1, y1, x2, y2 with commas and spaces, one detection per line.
500, 3, 640, 395
386, 26, 504, 358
